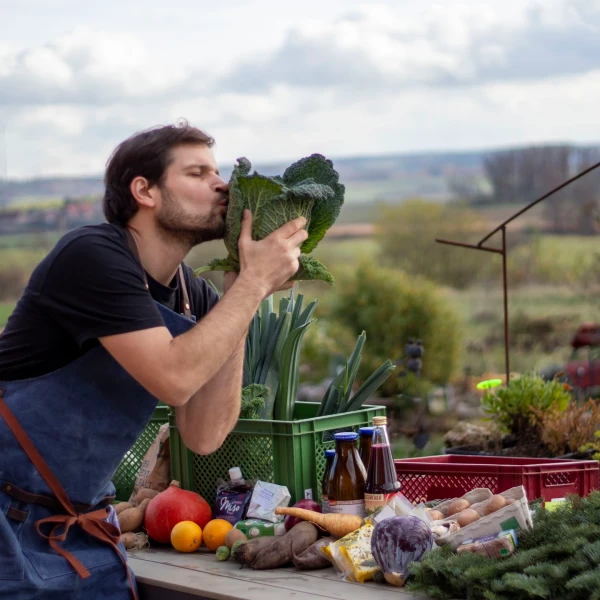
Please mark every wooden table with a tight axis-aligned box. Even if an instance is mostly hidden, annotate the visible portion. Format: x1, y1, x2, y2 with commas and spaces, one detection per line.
127, 548, 426, 600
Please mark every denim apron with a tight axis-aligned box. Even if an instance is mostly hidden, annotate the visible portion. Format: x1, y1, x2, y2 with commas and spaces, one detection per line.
0, 234, 197, 600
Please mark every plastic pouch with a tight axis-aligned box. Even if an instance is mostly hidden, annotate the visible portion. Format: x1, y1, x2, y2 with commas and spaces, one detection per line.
215, 478, 255, 525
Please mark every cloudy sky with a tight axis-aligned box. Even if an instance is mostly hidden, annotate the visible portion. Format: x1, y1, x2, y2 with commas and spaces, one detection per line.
1, 0, 599, 178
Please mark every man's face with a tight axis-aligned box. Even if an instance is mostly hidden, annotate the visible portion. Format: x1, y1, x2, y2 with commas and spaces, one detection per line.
154, 144, 228, 246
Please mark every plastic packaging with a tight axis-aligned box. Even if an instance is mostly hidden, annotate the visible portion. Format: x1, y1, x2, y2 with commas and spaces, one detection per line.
321, 523, 380, 583
234, 518, 287, 538
215, 467, 254, 525
246, 480, 291, 523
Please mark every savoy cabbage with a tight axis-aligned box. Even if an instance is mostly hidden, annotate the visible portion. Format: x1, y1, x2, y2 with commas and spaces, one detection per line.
197, 154, 345, 284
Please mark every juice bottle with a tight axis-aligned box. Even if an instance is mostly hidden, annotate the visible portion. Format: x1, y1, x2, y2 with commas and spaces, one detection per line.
321, 449, 336, 513
327, 432, 367, 518
364, 416, 401, 515
358, 426, 375, 471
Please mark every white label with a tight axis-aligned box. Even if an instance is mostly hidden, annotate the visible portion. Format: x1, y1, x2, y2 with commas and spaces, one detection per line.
328, 499, 366, 518
304, 488, 313, 500
255, 486, 275, 508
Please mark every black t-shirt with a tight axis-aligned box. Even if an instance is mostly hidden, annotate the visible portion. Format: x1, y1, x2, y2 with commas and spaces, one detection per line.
0, 223, 219, 381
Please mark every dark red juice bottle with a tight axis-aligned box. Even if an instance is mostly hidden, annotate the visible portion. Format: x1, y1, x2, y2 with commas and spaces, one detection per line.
364, 416, 401, 515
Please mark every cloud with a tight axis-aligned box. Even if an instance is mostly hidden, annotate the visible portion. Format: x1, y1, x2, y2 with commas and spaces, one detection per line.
2, 0, 600, 177
0, 27, 189, 106
222, 1, 600, 92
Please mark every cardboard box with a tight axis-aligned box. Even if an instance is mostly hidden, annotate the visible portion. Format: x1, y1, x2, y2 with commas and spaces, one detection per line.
433, 486, 533, 551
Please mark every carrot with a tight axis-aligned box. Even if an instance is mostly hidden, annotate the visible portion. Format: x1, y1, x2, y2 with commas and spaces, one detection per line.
274, 508, 362, 538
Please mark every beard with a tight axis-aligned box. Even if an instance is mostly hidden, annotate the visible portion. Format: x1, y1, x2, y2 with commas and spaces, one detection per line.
156, 184, 226, 247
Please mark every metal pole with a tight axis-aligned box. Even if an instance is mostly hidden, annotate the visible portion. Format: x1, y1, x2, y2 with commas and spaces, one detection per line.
502, 226, 509, 384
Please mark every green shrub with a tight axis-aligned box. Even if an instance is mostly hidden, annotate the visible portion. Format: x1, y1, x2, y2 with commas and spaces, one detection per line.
481, 373, 571, 436
375, 199, 495, 289
328, 261, 462, 396
300, 318, 357, 384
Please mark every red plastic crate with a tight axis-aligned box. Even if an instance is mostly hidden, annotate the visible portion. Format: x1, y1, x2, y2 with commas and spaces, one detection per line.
395, 455, 600, 504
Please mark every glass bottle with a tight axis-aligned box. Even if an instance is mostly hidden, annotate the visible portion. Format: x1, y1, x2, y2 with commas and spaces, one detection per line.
358, 426, 375, 471
321, 449, 336, 514
327, 432, 367, 517
364, 416, 401, 515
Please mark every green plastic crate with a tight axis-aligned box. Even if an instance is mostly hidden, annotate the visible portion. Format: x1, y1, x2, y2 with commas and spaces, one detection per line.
112, 405, 171, 502
170, 402, 385, 507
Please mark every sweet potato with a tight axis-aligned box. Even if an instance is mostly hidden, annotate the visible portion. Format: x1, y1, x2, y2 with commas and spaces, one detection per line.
251, 522, 318, 570
233, 536, 279, 567
134, 488, 159, 506
118, 498, 151, 533
292, 537, 334, 570
114, 502, 133, 515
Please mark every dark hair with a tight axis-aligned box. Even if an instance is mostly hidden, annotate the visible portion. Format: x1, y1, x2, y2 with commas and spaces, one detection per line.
103, 120, 215, 225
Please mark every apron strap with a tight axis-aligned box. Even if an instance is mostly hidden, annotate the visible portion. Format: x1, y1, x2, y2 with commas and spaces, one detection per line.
124, 228, 193, 319
0, 389, 138, 600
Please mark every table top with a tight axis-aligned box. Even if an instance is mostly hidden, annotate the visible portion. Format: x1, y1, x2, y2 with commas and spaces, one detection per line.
127, 548, 426, 600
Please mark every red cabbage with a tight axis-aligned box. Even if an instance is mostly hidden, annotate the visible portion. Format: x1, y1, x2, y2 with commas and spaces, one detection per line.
371, 516, 433, 586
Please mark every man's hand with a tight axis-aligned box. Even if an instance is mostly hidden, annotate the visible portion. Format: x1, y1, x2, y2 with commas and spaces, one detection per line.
224, 269, 294, 297
237, 210, 307, 297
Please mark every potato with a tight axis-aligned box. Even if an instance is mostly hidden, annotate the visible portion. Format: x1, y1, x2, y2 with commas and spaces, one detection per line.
118, 498, 151, 533
482, 495, 507, 516
135, 488, 159, 506
114, 502, 133, 515
505, 498, 517, 506
225, 528, 248, 549
447, 498, 470, 516
456, 508, 481, 527
120, 532, 150, 550
428, 509, 445, 521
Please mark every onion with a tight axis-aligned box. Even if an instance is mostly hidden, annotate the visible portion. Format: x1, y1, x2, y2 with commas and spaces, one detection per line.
284, 499, 322, 531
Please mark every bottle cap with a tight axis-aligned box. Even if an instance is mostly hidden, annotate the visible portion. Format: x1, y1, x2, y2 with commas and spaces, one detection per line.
372, 416, 387, 426
333, 432, 358, 441
358, 427, 375, 435
324, 449, 336, 457
229, 467, 243, 481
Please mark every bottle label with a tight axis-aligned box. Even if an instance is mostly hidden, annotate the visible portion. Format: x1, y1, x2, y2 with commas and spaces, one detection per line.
365, 493, 397, 515
328, 499, 366, 518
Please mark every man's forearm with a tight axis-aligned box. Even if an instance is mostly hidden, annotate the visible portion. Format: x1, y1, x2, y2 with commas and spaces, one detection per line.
164, 274, 264, 405
175, 336, 245, 455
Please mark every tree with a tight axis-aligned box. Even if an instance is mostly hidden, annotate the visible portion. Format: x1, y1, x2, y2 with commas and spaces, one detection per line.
375, 199, 495, 289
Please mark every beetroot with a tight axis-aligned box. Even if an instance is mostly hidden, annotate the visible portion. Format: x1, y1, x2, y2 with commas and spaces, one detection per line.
284, 499, 322, 531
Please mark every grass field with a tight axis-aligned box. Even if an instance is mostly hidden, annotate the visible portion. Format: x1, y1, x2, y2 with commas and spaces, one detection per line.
0, 302, 15, 328
1, 227, 598, 382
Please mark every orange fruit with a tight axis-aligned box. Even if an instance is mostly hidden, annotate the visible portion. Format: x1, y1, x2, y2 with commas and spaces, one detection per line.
170, 521, 202, 553
202, 519, 233, 552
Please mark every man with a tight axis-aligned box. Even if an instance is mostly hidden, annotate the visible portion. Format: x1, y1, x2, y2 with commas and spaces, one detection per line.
0, 122, 307, 599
